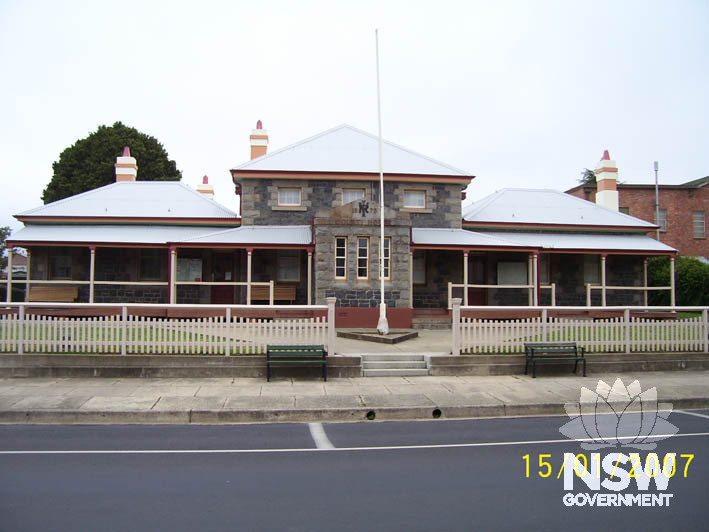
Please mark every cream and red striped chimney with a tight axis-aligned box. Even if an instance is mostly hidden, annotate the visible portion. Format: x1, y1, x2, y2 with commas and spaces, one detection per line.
196, 175, 215, 200
250, 120, 268, 159
595, 149, 619, 211
115, 146, 138, 182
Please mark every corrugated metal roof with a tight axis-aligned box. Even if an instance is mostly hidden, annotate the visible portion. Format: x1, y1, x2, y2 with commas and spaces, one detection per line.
18, 182, 238, 219
7, 225, 220, 245
412, 228, 526, 247
234, 124, 472, 177
177, 225, 312, 245
479, 231, 676, 252
463, 189, 656, 228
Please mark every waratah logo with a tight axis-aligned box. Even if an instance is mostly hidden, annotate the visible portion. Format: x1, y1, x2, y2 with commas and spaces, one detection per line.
559, 378, 678, 450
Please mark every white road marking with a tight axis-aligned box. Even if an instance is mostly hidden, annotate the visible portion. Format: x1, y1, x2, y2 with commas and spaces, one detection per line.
1, 431, 708, 455
308, 422, 335, 449
676, 410, 709, 420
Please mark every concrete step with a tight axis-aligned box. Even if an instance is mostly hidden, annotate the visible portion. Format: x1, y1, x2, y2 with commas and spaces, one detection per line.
411, 318, 451, 330
362, 361, 428, 370
362, 368, 430, 377
359, 354, 426, 362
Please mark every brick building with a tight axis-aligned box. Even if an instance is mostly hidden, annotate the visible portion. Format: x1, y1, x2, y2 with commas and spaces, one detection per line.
566, 176, 708, 258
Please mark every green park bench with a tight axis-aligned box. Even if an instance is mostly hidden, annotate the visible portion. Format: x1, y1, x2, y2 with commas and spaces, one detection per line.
266, 344, 327, 381
524, 342, 586, 378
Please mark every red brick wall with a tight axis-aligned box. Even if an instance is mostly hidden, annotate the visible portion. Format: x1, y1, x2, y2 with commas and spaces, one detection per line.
567, 185, 709, 257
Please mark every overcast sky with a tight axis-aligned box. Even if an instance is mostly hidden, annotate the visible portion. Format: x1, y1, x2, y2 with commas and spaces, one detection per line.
1, 0, 707, 234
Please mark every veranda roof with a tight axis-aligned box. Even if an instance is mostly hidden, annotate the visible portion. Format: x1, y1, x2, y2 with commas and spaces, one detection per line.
7, 225, 220, 246
175, 225, 312, 246
412, 228, 676, 254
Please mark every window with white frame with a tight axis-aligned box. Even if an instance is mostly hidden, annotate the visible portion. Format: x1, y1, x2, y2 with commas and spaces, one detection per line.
382, 237, 391, 280
335, 237, 347, 279
278, 187, 301, 207
277, 250, 300, 281
343, 188, 365, 205
357, 237, 369, 279
655, 208, 667, 232
413, 251, 426, 284
693, 211, 706, 239
403, 189, 426, 209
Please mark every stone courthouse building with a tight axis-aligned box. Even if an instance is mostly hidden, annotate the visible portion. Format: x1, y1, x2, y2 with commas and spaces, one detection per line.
7, 123, 677, 327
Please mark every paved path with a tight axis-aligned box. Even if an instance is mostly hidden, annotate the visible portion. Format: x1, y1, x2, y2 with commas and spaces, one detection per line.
1, 370, 708, 424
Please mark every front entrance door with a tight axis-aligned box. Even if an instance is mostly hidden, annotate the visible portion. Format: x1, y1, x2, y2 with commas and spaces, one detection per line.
468, 255, 486, 305
211, 253, 234, 304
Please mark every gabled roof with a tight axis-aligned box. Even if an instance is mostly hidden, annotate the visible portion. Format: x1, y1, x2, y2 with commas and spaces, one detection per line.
463, 189, 656, 229
177, 225, 312, 246
16, 181, 238, 221
233, 124, 472, 178
479, 231, 675, 253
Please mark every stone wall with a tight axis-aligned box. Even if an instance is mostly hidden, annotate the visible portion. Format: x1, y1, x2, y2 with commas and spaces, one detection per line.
240, 178, 463, 229
314, 222, 410, 308
412, 250, 462, 308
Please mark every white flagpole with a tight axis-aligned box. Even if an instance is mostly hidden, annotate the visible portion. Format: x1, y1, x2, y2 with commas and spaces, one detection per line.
375, 29, 389, 335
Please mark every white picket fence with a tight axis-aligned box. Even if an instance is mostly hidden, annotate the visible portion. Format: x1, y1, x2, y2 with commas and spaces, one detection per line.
0, 301, 335, 356
451, 302, 709, 355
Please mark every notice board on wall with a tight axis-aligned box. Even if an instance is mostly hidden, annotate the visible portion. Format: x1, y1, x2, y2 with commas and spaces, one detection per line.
497, 262, 527, 285
177, 258, 202, 282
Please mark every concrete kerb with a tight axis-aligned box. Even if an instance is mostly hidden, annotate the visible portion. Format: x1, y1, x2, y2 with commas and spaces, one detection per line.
3, 397, 709, 425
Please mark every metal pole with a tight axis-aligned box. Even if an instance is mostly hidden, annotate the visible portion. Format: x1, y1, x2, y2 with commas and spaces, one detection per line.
375, 29, 389, 335
654, 161, 660, 241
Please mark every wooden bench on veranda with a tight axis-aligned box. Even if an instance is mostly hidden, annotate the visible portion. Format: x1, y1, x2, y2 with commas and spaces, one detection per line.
524, 342, 586, 378
27, 286, 79, 303
266, 345, 327, 381
250, 285, 297, 303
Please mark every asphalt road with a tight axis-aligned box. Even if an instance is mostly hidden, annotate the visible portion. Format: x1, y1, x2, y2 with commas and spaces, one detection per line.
1, 411, 708, 532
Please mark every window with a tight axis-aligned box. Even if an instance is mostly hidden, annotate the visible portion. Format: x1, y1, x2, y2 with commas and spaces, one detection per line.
403, 189, 426, 209
655, 208, 667, 232
382, 237, 391, 280
583, 255, 600, 284
278, 188, 301, 206
619, 206, 630, 215
357, 237, 369, 279
497, 262, 527, 285
140, 249, 163, 280
335, 237, 347, 279
277, 250, 300, 281
343, 188, 365, 205
50, 255, 72, 279
539, 254, 550, 285
413, 252, 426, 284
693, 211, 706, 239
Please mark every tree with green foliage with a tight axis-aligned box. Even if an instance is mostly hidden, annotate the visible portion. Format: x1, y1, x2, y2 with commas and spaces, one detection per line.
0, 226, 10, 270
578, 168, 596, 185
42, 122, 182, 204
648, 256, 709, 306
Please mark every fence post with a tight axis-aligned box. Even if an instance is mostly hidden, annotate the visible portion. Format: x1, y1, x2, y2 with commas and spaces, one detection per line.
326, 297, 336, 355
703, 309, 708, 354
225, 307, 232, 357
121, 306, 127, 355
541, 308, 548, 343
18, 305, 24, 355
624, 308, 631, 354
452, 298, 461, 356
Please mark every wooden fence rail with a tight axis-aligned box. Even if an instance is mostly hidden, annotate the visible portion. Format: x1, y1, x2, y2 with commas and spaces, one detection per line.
451, 300, 709, 355
0, 300, 336, 356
